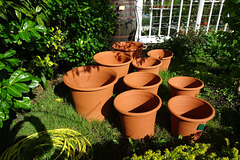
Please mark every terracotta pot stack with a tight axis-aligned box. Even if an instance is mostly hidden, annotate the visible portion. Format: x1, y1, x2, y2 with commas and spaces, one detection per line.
63, 41, 215, 141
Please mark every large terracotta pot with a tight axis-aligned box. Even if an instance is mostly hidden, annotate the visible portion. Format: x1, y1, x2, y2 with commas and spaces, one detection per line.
114, 90, 162, 140
112, 41, 145, 59
147, 49, 174, 71
132, 57, 162, 75
168, 76, 204, 97
93, 51, 133, 94
63, 66, 118, 121
168, 95, 215, 141
123, 72, 162, 94
93, 51, 133, 79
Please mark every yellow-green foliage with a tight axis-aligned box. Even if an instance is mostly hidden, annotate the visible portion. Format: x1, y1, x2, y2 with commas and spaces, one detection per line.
127, 139, 240, 160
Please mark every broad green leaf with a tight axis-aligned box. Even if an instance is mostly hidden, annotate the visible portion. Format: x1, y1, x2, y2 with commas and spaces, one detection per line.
5, 93, 12, 102
0, 88, 7, 99
0, 111, 4, 119
19, 31, 31, 42
0, 62, 5, 70
7, 86, 22, 97
31, 30, 41, 39
41, 73, 47, 89
0, 54, 4, 59
12, 102, 19, 111
9, 70, 23, 84
6, 58, 20, 65
35, 25, 47, 32
36, 15, 44, 25
0, 12, 7, 20
38, 12, 48, 23
23, 20, 35, 30
36, 5, 42, 13
15, 97, 32, 110
4, 50, 16, 58
14, 83, 30, 93
15, 10, 22, 21
18, 72, 33, 82
10, 70, 33, 84
0, 119, 2, 128
29, 79, 40, 88
4, 66, 13, 73
1, 100, 11, 109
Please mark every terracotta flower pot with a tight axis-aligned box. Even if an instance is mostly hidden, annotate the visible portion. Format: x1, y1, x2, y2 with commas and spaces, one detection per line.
132, 57, 162, 75
93, 51, 133, 79
93, 51, 133, 94
112, 41, 145, 59
168, 76, 204, 97
123, 72, 162, 94
168, 95, 215, 141
147, 49, 174, 71
114, 90, 162, 140
63, 66, 118, 121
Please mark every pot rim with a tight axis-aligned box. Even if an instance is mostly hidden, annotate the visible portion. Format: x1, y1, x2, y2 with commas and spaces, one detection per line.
114, 90, 162, 116
123, 72, 162, 89
147, 49, 174, 60
167, 95, 215, 122
167, 76, 204, 91
112, 41, 144, 52
132, 57, 162, 69
63, 65, 118, 91
93, 51, 133, 67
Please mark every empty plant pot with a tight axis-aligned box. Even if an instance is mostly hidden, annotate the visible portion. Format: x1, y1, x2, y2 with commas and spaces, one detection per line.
132, 57, 162, 75
63, 66, 118, 121
123, 72, 162, 94
147, 49, 174, 71
114, 90, 162, 140
168, 95, 215, 141
93, 51, 133, 79
168, 76, 204, 97
112, 41, 145, 59
93, 51, 133, 94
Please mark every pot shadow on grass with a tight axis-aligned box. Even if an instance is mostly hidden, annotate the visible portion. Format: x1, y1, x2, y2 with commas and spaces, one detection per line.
0, 115, 53, 159
54, 81, 75, 106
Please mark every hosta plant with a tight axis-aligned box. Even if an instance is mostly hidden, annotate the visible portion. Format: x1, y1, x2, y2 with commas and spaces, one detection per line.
0, 49, 40, 128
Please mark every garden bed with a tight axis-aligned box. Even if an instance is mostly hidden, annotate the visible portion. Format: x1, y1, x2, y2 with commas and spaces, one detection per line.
0, 46, 239, 159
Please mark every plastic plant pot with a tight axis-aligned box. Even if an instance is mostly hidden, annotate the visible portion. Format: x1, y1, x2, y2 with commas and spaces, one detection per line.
168, 76, 204, 97
147, 49, 174, 71
168, 95, 215, 141
114, 90, 162, 140
123, 72, 162, 94
63, 66, 118, 121
132, 57, 162, 75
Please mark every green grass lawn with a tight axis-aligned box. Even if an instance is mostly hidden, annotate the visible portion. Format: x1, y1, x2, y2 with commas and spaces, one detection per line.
0, 49, 239, 159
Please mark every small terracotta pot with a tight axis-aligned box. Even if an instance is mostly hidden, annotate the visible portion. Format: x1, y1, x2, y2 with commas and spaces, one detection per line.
132, 57, 162, 75
112, 41, 145, 59
114, 90, 162, 140
147, 49, 174, 71
168, 95, 215, 141
168, 76, 204, 97
63, 66, 118, 121
93, 51, 133, 79
123, 72, 162, 94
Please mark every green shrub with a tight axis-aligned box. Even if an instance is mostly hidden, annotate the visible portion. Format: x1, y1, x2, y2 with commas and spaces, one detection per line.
48, 0, 117, 67
0, 49, 40, 128
0, 0, 117, 81
125, 139, 240, 160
